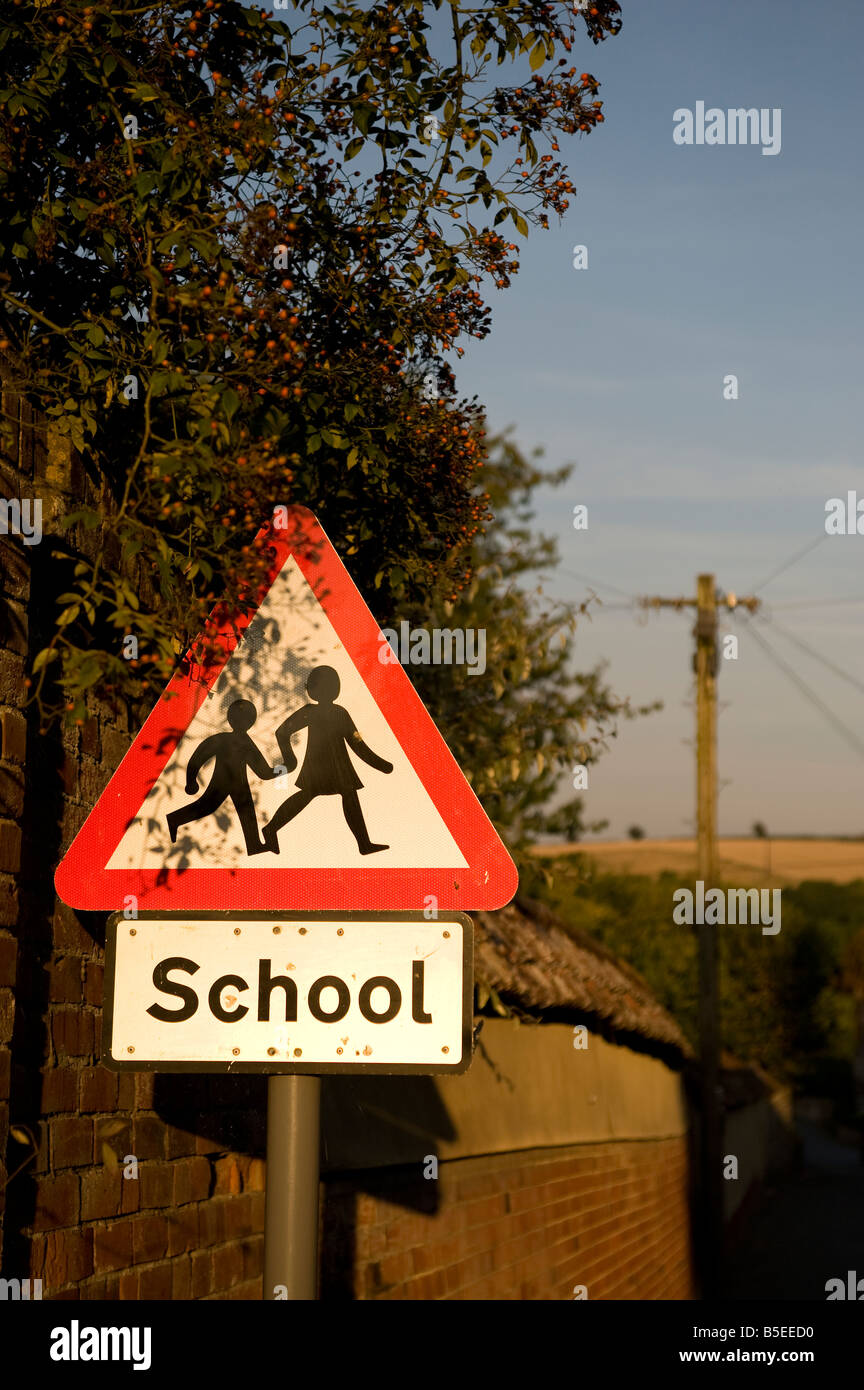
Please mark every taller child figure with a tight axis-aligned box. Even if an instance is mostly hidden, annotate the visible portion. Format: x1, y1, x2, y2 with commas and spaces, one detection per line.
263, 665, 393, 855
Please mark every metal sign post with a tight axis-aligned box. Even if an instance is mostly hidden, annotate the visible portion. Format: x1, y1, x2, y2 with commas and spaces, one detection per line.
264, 1075, 321, 1300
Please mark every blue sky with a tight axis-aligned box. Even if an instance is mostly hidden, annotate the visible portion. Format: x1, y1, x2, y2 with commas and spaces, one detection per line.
447, 0, 864, 838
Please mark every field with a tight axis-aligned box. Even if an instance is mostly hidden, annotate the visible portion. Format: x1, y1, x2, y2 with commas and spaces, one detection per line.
531, 838, 864, 887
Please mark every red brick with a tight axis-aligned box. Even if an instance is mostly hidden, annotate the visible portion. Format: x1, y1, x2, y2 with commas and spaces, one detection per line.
117, 1270, 140, 1300
167, 1204, 199, 1257
225, 1193, 257, 1240
172, 1256, 192, 1300
198, 1199, 228, 1247
53, 903, 92, 953
32, 1172, 79, 1230
173, 1155, 210, 1206
0, 986, 13, 1044
212, 1241, 244, 1292
0, 933, 16, 987
212, 1156, 242, 1196
40, 1067, 77, 1112
240, 1235, 263, 1281
93, 1222, 133, 1274
83, 961, 103, 1005
190, 1248, 214, 1299
165, 1124, 198, 1160
39, 1227, 94, 1286
140, 1161, 174, 1208
0, 709, 26, 762
52, 1008, 95, 1058
132, 1115, 164, 1160
51, 1115, 93, 1169
0, 872, 17, 927
80, 718, 100, 760
132, 1214, 169, 1265
47, 956, 82, 1004
79, 1066, 117, 1112
0, 821, 21, 873
138, 1264, 173, 1300
81, 1166, 138, 1222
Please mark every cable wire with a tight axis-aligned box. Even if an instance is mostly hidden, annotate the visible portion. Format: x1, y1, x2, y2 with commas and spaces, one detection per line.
758, 614, 864, 699
742, 616, 864, 760
749, 534, 827, 593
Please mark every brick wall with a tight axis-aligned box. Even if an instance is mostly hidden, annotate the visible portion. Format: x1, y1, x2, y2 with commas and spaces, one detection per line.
0, 368, 269, 1298
321, 1137, 693, 1300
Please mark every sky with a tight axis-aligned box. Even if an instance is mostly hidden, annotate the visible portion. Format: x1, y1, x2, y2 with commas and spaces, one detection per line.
444, 0, 864, 839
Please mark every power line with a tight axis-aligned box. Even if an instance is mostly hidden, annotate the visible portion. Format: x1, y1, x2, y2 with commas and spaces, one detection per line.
556, 567, 635, 600
767, 596, 864, 610
749, 533, 827, 593
742, 615, 864, 760
758, 614, 864, 699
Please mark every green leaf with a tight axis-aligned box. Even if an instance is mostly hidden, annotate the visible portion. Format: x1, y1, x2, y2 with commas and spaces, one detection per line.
221, 388, 239, 420
529, 40, 546, 71
344, 137, 363, 160
353, 103, 375, 135
31, 648, 59, 675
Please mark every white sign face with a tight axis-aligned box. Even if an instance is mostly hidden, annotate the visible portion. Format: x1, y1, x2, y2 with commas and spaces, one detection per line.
104, 913, 473, 1074
107, 557, 468, 872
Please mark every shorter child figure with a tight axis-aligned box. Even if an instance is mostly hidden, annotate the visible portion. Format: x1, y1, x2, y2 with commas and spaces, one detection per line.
263, 666, 393, 855
166, 699, 276, 856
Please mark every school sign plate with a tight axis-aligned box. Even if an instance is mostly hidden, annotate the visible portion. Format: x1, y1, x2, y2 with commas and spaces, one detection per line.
103, 911, 473, 1074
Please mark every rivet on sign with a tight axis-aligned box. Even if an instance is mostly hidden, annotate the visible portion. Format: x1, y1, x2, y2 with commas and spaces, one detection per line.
267, 1048, 276, 1056
273, 926, 281, 934
337, 928, 344, 936
234, 928, 241, 935
443, 931, 450, 938
336, 1047, 343, 1055
299, 927, 307, 935
129, 929, 137, 937
232, 1048, 240, 1056
127, 1046, 135, 1053
442, 1046, 449, 1054
293, 1048, 302, 1056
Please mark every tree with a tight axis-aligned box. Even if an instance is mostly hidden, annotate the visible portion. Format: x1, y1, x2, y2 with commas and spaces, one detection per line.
399, 429, 658, 863
0, 0, 622, 723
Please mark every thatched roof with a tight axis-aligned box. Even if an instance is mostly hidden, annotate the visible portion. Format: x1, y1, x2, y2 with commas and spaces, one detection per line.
472, 896, 692, 1060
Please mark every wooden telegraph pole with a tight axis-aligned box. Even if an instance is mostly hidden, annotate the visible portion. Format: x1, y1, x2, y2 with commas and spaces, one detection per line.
638, 576, 760, 1298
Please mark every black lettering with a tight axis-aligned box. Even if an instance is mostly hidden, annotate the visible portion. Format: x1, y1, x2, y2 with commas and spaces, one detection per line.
146, 957, 199, 1023
257, 960, 298, 1022
308, 975, 350, 1022
208, 973, 249, 1022
411, 960, 432, 1023
359, 975, 401, 1023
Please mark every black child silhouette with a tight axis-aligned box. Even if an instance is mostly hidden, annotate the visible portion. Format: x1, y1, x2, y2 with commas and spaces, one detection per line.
166, 699, 277, 857
262, 665, 393, 855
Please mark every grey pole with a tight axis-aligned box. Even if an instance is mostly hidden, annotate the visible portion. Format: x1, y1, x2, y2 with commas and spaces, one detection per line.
264, 1074, 321, 1299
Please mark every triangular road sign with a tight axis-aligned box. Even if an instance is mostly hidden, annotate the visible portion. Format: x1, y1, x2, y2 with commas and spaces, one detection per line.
55, 507, 518, 912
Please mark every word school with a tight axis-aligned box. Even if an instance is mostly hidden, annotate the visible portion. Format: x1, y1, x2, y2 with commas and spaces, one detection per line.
146, 956, 435, 1024
673, 103, 781, 156
672, 882, 781, 935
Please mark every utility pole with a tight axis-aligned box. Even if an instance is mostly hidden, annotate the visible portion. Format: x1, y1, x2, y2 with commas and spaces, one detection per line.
638, 577, 760, 1299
